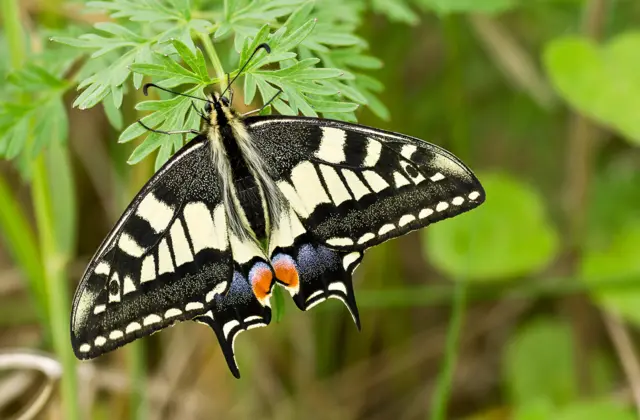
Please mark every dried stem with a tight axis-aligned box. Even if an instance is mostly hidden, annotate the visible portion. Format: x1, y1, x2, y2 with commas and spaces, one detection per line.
602, 312, 640, 417
560, 0, 608, 396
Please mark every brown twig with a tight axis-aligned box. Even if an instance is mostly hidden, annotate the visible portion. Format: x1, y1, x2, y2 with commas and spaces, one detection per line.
603, 311, 640, 417
559, 0, 608, 396
469, 15, 556, 110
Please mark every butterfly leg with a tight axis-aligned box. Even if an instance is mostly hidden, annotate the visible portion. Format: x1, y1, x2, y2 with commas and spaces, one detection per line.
190, 101, 210, 124
137, 120, 199, 136
241, 89, 283, 117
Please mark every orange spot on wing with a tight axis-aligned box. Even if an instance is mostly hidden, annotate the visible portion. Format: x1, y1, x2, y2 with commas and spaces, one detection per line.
251, 267, 273, 302
273, 259, 299, 289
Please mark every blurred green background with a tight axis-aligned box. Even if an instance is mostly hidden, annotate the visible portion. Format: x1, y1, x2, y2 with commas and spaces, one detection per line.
1, 0, 640, 419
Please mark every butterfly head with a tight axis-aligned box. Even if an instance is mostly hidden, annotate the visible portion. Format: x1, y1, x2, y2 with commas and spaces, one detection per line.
204, 92, 230, 112
204, 92, 238, 131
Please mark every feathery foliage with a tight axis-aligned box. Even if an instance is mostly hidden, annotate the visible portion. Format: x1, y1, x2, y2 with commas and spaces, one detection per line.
44, 0, 388, 168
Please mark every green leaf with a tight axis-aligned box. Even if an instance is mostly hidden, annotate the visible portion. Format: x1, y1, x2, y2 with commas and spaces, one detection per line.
362, 90, 390, 120
587, 166, 640, 244
73, 52, 133, 109
171, 39, 209, 81
277, 18, 317, 53
103, 99, 124, 130
308, 98, 359, 113
127, 132, 165, 165
154, 141, 173, 169
424, 172, 559, 281
283, 1, 314, 30
130, 40, 212, 86
240, 24, 360, 117
315, 48, 386, 119
121, 86, 204, 166
503, 318, 576, 407
544, 32, 640, 145
46, 142, 77, 259
224, 0, 308, 49
513, 400, 555, 420
215, 22, 233, 39
418, 0, 517, 14
303, 24, 363, 49
554, 401, 635, 420
0, 66, 67, 165
55, 0, 199, 110
581, 220, 640, 326
244, 72, 258, 104
372, 0, 419, 24
32, 99, 69, 155
130, 63, 195, 81
87, 0, 186, 22
7, 63, 66, 91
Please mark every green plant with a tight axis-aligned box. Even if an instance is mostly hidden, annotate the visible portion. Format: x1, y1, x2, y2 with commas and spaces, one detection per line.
0, 1, 390, 419
2, 1, 640, 420
49, 0, 389, 169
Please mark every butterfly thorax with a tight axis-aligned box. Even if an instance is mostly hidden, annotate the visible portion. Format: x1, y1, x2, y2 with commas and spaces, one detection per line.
205, 98, 282, 243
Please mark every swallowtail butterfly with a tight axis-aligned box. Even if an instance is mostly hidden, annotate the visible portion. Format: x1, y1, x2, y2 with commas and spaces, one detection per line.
71, 44, 485, 378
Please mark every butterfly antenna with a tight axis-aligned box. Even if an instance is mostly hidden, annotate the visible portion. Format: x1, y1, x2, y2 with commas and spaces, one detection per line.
219, 43, 271, 100
143, 83, 212, 103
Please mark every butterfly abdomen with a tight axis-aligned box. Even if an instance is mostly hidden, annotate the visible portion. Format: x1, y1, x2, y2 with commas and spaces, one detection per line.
218, 121, 268, 239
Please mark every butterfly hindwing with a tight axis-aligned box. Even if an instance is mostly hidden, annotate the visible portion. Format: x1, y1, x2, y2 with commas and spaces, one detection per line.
195, 269, 272, 378
246, 116, 485, 251
71, 137, 233, 358
269, 206, 363, 328
194, 233, 275, 378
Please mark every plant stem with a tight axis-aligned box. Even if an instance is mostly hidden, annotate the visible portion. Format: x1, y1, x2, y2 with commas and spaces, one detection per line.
357, 274, 640, 308
442, 15, 468, 161
223, 0, 230, 19
128, 341, 148, 420
32, 156, 80, 420
3, 1, 79, 418
429, 279, 466, 420
197, 32, 226, 89
2, 0, 24, 68
560, 0, 608, 397
429, 15, 468, 420
0, 170, 48, 324
603, 311, 640, 417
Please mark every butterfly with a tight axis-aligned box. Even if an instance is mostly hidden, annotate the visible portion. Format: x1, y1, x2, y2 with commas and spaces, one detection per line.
70, 44, 485, 378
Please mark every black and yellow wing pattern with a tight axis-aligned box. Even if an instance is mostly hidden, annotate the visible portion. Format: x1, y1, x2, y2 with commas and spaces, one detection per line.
71, 111, 484, 378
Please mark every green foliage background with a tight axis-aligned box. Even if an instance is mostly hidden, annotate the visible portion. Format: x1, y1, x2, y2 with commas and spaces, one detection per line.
1, 0, 640, 419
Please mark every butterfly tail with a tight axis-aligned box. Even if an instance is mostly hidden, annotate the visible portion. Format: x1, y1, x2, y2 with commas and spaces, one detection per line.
195, 267, 272, 379
271, 243, 363, 330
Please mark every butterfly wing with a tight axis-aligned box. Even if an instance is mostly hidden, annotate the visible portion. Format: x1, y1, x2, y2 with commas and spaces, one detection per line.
70, 138, 226, 362
247, 116, 484, 325
194, 233, 275, 378
268, 206, 363, 327
247, 116, 485, 251
194, 266, 272, 378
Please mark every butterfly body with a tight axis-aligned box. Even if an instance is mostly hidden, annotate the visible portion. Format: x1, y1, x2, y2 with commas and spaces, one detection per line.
71, 90, 485, 378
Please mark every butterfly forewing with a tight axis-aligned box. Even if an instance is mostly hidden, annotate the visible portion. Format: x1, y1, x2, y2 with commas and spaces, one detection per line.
246, 116, 485, 251
71, 137, 233, 358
